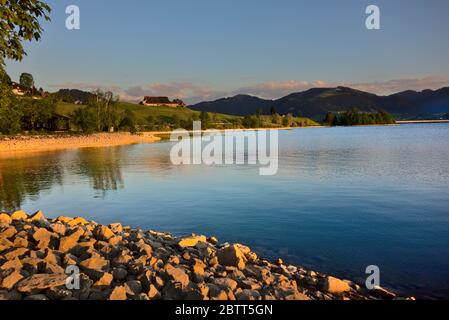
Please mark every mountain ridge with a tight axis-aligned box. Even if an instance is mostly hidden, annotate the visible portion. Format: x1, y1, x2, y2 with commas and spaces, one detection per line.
190, 86, 449, 120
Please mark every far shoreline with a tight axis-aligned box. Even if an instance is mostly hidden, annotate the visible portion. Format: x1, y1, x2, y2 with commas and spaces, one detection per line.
0, 126, 324, 156
4, 121, 445, 156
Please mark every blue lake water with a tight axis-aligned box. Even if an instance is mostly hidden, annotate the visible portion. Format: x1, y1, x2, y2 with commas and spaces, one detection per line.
1, 124, 449, 298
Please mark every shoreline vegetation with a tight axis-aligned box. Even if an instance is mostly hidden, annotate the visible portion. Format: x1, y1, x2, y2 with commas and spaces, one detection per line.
0, 210, 411, 301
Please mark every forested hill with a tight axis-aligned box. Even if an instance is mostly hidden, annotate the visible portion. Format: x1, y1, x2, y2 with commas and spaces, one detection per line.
190, 86, 449, 120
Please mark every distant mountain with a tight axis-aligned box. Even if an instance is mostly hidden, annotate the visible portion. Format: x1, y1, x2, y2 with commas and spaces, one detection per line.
190, 86, 449, 120
387, 87, 449, 118
191, 94, 273, 116
274, 87, 383, 117
54, 89, 94, 104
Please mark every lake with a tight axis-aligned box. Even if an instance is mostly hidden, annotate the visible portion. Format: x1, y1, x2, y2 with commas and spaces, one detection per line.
1, 123, 448, 298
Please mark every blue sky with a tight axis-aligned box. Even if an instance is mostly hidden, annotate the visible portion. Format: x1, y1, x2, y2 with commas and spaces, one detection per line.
5, 0, 449, 103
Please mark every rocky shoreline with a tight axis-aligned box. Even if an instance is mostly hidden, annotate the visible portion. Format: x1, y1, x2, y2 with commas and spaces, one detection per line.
0, 211, 411, 301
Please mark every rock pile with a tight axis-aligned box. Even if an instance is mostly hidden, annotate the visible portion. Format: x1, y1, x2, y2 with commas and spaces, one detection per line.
0, 211, 408, 300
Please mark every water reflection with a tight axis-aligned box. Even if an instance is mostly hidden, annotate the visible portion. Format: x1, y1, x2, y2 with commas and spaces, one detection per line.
1, 125, 449, 298
0, 153, 64, 211
75, 148, 125, 198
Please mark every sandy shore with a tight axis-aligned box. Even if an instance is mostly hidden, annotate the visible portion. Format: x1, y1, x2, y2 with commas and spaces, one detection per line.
0, 127, 325, 156
0, 210, 410, 300
0, 133, 161, 155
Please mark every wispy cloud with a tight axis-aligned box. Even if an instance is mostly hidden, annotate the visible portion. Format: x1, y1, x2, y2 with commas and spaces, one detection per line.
50, 75, 449, 104
232, 80, 331, 99
349, 76, 449, 95
121, 83, 224, 104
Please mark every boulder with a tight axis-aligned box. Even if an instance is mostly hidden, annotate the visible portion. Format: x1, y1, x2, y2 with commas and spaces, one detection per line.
94, 225, 115, 241
0, 258, 23, 271
162, 281, 187, 300
67, 217, 89, 227
0, 237, 14, 252
13, 237, 28, 248
112, 268, 128, 281
55, 216, 73, 224
5, 248, 28, 260
20, 257, 45, 273
192, 259, 206, 276
0, 290, 22, 300
94, 273, 113, 288
212, 278, 238, 291
147, 284, 161, 300
135, 240, 152, 256
1, 226, 16, 239
59, 228, 84, 252
109, 223, 123, 234
32, 228, 54, 249
0, 213, 12, 225
109, 286, 127, 300
108, 236, 122, 246
217, 244, 247, 270
46, 287, 73, 300
29, 211, 46, 222
235, 289, 261, 300
371, 286, 397, 300
125, 280, 142, 295
320, 276, 351, 294
178, 235, 207, 248
208, 236, 219, 245
1, 271, 24, 290
51, 223, 67, 236
43, 249, 60, 265
10, 210, 28, 221
164, 264, 190, 287
45, 263, 65, 274
16, 274, 68, 293
80, 255, 108, 271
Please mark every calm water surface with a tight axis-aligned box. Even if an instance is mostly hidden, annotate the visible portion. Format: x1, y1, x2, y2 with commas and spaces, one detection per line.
1, 124, 448, 298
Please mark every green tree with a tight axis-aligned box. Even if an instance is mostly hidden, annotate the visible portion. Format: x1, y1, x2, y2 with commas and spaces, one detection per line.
71, 107, 96, 133
119, 110, 137, 133
271, 113, 281, 125
282, 114, 293, 127
0, 0, 51, 64
0, 1, 51, 134
270, 106, 277, 115
20, 73, 34, 89
324, 112, 336, 126
87, 90, 120, 132
0, 67, 22, 134
200, 111, 211, 129
20, 98, 55, 130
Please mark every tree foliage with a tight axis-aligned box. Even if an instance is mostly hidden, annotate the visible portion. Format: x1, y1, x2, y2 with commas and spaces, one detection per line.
0, 0, 51, 64
0, 1, 51, 134
324, 109, 396, 126
20, 72, 34, 89
71, 90, 139, 134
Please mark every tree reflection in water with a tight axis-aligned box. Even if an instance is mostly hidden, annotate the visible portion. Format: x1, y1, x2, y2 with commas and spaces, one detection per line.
75, 147, 124, 198
0, 153, 64, 212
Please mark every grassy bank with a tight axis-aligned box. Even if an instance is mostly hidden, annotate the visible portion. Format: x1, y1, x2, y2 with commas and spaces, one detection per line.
55, 101, 320, 131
